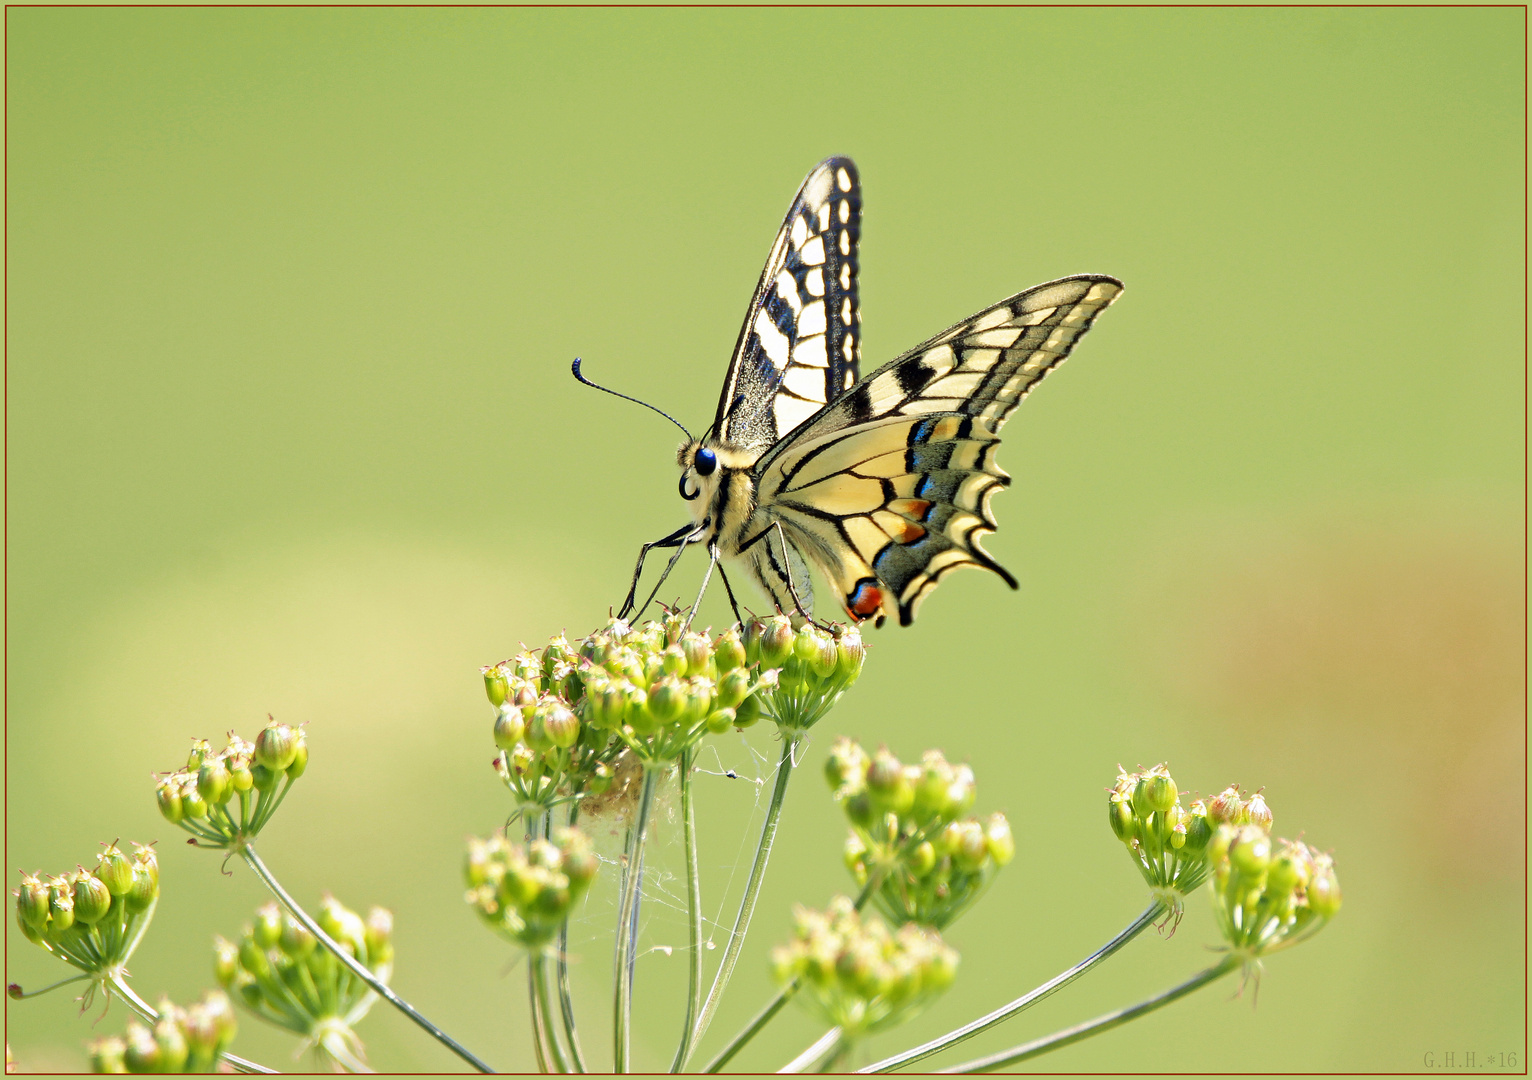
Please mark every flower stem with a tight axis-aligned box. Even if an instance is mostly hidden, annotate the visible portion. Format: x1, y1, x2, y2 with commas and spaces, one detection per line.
860, 899, 1165, 1073
779, 1027, 843, 1073
936, 953, 1241, 1073
668, 748, 704, 1073
559, 804, 590, 1073
704, 838, 902, 1073
533, 949, 573, 1073
239, 845, 494, 1073
107, 973, 276, 1075
688, 734, 799, 1065
613, 766, 660, 1072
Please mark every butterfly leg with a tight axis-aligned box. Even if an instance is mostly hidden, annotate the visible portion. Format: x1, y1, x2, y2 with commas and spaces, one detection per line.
682, 547, 719, 631
619, 521, 704, 620
770, 521, 830, 631
631, 522, 707, 623
715, 558, 746, 627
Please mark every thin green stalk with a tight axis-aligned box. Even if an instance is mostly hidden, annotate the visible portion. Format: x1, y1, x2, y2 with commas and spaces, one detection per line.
687, 735, 800, 1065
669, 748, 704, 1072
861, 899, 1166, 1073
937, 954, 1241, 1073
613, 767, 660, 1073
533, 950, 573, 1073
558, 804, 590, 1073
108, 973, 276, 1075
239, 845, 494, 1074
705, 834, 907, 1073
780, 1027, 843, 1073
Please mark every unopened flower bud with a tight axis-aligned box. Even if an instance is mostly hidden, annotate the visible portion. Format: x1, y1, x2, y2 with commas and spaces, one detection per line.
795, 625, 838, 678
156, 779, 185, 824
280, 917, 317, 961
187, 740, 211, 771
253, 903, 283, 948
951, 819, 989, 872
46, 880, 75, 932
824, 736, 870, 794
254, 721, 298, 772
15, 874, 50, 929
1183, 801, 1212, 852
986, 813, 1015, 866
715, 667, 751, 710
542, 703, 581, 749
866, 748, 913, 814
68, 871, 111, 925
732, 693, 761, 729
832, 626, 866, 686
705, 707, 736, 734
124, 865, 157, 915
1245, 792, 1273, 831
483, 664, 509, 707
198, 758, 233, 806
494, 704, 526, 750
214, 937, 240, 985
1109, 791, 1136, 842
286, 733, 308, 779
153, 1015, 189, 1073
1308, 863, 1343, 917
90, 1035, 127, 1074
1207, 785, 1244, 825
943, 764, 976, 820
1230, 826, 1271, 876
714, 629, 746, 673
96, 846, 136, 897
756, 616, 795, 668
122, 1023, 159, 1073
907, 840, 937, 877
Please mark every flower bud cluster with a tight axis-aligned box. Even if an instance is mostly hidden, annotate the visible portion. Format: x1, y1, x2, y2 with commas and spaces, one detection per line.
1108, 765, 1213, 914
770, 896, 958, 1040
13, 843, 159, 978
1205, 791, 1341, 959
464, 827, 599, 952
156, 720, 308, 848
481, 610, 801, 813
88, 990, 237, 1073
745, 615, 865, 730
214, 896, 391, 1068
828, 740, 1009, 928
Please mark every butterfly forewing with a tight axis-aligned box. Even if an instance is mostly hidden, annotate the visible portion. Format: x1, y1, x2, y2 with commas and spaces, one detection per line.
714, 158, 862, 454
753, 275, 1123, 626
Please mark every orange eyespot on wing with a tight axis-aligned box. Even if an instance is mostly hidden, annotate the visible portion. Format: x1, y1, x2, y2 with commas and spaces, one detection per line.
846, 579, 885, 622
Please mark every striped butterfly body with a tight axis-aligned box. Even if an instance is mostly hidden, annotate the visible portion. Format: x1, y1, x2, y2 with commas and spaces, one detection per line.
647, 157, 1121, 628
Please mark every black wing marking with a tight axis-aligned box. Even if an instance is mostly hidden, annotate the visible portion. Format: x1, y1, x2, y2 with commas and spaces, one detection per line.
713, 157, 862, 454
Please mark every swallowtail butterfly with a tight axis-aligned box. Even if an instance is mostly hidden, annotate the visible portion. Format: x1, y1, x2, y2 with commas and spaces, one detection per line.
625, 157, 1121, 628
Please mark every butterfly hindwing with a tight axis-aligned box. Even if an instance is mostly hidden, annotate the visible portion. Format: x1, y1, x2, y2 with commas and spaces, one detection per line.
753, 275, 1123, 626
714, 158, 862, 454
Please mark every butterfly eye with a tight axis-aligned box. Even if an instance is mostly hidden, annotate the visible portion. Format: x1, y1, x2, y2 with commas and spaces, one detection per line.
694, 448, 717, 477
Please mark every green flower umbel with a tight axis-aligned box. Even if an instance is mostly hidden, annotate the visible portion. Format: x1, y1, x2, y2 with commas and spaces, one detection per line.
770, 896, 958, 1043
1108, 764, 1212, 923
156, 720, 308, 849
746, 616, 865, 731
1207, 815, 1341, 971
214, 896, 392, 1072
828, 739, 1010, 928
464, 827, 599, 953
87, 990, 237, 1074
12, 842, 160, 1002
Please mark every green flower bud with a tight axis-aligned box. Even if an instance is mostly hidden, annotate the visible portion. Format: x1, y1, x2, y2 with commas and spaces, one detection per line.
715, 667, 751, 710
198, 758, 233, 807
705, 708, 736, 735
366, 907, 395, 964
986, 813, 1015, 866
229, 756, 254, 793
844, 833, 869, 873
1230, 826, 1271, 876
70, 871, 112, 925
213, 937, 240, 986
624, 685, 660, 734
732, 693, 761, 729
181, 781, 210, 818
1183, 801, 1212, 852
96, 846, 136, 897
1245, 792, 1273, 831
942, 765, 976, 820
542, 703, 581, 749
1266, 844, 1308, 898
646, 676, 685, 726
825, 737, 870, 794
1207, 785, 1244, 825
494, 704, 526, 750
660, 643, 687, 678
286, 733, 309, 779
845, 791, 876, 831
483, 664, 509, 707
756, 615, 795, 669
795, 624, 838, 678
123, 857, 156, 906
1308, 863, 1342, 917
1109, 790, 1136, 843
187, 740, 211, 771
866, 748, 913, 814
89, 1035, 128, 1074
951, 819, 989, 872
714, 629, 746, 673
832, 625, 866, 686
122, 1023, 160, 1073
907, 840, 937, 877
15, 874, 50, 929
280, 916, 317, 961
254, 720, 299, 772
253, 903, 283, 948
156, 778, 185, 824
44, 879, 74, 933
678, 633, 710, 676
154, 1015, 189, 1073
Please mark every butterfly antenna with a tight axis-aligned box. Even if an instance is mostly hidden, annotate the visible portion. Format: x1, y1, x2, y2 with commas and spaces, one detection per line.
572, 358, 692, 441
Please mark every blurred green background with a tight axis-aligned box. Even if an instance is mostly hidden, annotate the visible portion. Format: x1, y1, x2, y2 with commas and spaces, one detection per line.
6, 7, 1523, 1073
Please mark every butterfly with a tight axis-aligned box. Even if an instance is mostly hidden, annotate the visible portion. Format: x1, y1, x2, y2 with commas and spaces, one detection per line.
615, 157, 1122, 628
